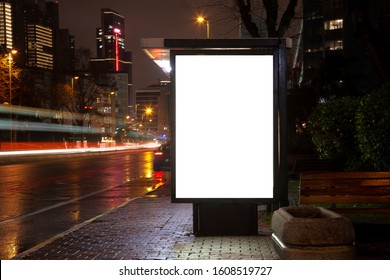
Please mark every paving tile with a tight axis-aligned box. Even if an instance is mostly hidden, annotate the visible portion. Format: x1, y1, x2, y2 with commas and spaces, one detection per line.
18, 183, 278, 260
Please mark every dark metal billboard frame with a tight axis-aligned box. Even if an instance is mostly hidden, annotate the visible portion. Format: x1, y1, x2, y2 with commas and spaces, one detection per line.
169, 38, 289, 208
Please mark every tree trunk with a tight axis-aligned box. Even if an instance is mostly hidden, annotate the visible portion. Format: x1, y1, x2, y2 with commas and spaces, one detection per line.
349, 0, 389, 83
236, 0, 298, 38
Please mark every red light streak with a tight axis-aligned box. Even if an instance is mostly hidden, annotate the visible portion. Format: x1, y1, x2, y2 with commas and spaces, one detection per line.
115, 35, 119, 71
114, 28, 121, 72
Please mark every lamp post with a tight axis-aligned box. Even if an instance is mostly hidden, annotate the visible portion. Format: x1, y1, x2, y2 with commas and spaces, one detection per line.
144, 107, 153, 128
197, 16, 210, 38
140, 106, 153, 132
8, 50, 17, 147
110, 91, 116, 137
71, 76, 79, 94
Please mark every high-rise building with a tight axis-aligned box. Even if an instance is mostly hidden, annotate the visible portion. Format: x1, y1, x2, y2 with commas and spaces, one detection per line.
91, 8, 133, 135
302, 0, 390, 92
135, 82, 170, 139
57, 29, 75, 74
10, 0, 54, 69
26, 23, 53, 69
9, 1, 74, 73
0, 0, 12, 53
92, 8, 131, 73
97, 8, 124, 70
8, 0, 75, 110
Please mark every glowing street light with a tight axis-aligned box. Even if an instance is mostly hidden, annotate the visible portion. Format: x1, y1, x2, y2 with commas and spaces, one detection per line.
197, 16, 210, 38
71, 76, 79, 95
145, 107, 153, 116
139, 107, 153, 131
109, 91, 116, 136
8, 49, 17, 146
8, 50, 17, 104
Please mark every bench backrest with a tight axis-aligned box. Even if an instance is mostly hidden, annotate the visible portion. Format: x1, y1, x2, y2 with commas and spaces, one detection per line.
299, 172, 390, 212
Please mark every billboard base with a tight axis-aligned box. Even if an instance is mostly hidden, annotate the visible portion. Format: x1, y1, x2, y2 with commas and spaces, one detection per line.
193, 203, 258, 236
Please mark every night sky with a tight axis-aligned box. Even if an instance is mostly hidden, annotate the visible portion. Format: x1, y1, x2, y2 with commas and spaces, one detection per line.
58, 0, 237, 90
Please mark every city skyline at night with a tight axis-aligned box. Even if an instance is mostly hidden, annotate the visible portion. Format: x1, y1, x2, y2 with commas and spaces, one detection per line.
57, 0, 238, 90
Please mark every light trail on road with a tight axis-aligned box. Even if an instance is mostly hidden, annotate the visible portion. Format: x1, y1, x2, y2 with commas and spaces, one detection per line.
0, 143, 160, 156
0, 149, 166, 259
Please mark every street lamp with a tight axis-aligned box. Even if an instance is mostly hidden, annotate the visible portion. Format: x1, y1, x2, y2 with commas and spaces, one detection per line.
145, 107, 153, 124
140, 107, 153, 131
110, 91, 116, 137
197, 16, 210, 38
71, 76, 79, 94
8, 49, 17, 146
145, 107, 153, 116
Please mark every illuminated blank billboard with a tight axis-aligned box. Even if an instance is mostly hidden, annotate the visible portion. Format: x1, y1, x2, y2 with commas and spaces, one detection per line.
172, 50, 276, 202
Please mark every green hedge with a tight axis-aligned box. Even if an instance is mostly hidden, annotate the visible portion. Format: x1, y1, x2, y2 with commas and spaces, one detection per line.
356, 84, 390, 170
308, 84, 390, 171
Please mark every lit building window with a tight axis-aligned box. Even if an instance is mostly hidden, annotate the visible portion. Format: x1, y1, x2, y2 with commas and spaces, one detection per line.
26, 24, 53, 69
306, 10, 322, 20
0, 2, 13, 50
324, 19, 343, 30
325, 40, 343, 50
305, 47, 323, 53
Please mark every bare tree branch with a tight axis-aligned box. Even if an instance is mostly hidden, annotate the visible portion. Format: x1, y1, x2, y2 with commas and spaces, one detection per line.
278, 0, 298, 37
263, 0, 278, 37
235, 0, 261, 37
208, 0, 299, 38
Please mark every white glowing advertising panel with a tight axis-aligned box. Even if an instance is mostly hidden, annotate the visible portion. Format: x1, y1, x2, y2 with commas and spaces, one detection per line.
173, 52, 275, 201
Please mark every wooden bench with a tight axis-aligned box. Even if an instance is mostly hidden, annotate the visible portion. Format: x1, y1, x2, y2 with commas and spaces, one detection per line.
299, 172, 390, 213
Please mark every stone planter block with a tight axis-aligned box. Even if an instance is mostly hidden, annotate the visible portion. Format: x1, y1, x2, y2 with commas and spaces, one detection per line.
271, 206, 355, 259
271, 233, 356, 260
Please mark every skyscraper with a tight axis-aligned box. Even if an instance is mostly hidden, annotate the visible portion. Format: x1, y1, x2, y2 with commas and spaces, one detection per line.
91, 8, 133, 135
302, 0, 390, 92
11, 0, 56, 70
93, 8, 131, 73
57, 28, 75, 74
8, 0, 75, 111
97, 8, 124, 71
0, 0, 12, 53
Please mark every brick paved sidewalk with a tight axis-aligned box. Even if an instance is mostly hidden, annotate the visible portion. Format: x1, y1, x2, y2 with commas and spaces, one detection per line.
16, 182, 279, 260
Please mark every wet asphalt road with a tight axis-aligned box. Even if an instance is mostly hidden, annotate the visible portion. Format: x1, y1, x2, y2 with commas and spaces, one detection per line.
0, 149, 160, 259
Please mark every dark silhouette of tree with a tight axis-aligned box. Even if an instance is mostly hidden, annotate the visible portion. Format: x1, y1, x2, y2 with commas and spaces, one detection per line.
56, 76, 106, 126
74, 47, 92, 71
346, 0, 390, 84
54, 47, 105, 127
238, 0, 298, 37
196, 0, 300, 38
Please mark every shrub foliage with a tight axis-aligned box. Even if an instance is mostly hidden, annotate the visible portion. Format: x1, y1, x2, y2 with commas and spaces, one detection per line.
308, 84, 390, 171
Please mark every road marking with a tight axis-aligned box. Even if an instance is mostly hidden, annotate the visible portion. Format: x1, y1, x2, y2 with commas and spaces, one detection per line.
13, 196, 141, 260
0, 178, 138, 226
